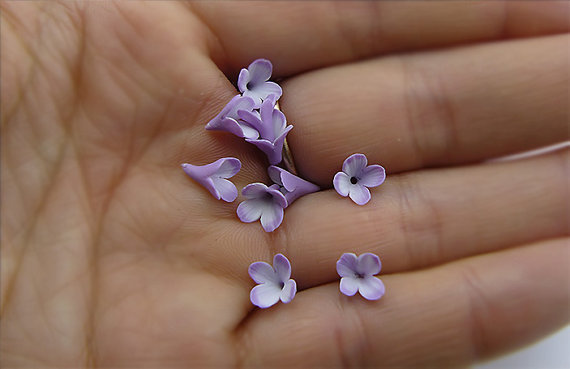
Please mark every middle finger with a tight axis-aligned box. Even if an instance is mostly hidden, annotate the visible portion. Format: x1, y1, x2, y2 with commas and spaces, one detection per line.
281, 34, 569, 185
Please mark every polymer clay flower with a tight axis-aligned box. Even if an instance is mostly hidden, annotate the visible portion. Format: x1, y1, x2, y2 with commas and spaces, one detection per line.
205, 95, 259, 139
249, 253, 297, 308
237, 183, 287, 232
268, 165, 319, 206
181, 157, 241, 202
333, 153, 386, 205
336, 252, 385, 301
238, 59, 282, 108
238, 99, 293, 165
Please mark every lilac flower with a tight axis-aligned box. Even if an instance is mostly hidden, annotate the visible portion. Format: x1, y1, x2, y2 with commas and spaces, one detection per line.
238, 59, 282, 108
237, 183, 287, 232
181, 158, 241, 202
333, 153, 386, 205
249, 253, 297, 308
205, 95, 259, 139
336, 253, 385, 301
268, 165, 319, 206
238, 99, 293, 165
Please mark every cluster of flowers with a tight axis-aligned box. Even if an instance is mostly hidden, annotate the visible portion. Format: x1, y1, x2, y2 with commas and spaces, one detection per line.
249, 253, 386, 308
181, 59, 387, 307
182, 59, 319, 232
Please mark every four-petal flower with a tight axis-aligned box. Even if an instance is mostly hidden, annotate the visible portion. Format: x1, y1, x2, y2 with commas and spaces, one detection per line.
181, 158, 241, 202
238, 59, 282, 108
237, 183, 288, 232
268, 165, 319, 206
205, 95, 258, 139
336, 252, 385, 301
333, 153, 386, 205
249, 253, 297, 308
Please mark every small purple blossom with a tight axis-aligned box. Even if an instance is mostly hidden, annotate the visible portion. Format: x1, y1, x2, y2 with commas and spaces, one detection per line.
238, 59, 282, 108
237, 183, 287, 232
336, 253, 385, 301
205, 95, 258, 139
333, 153, 386, 205
238, 99, 293, 165
268, 165, 319, 206
249, 254, 297, 308
181, 158, 241, 202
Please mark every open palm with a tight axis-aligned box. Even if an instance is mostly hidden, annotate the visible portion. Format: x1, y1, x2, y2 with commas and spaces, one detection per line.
2, 1, 569, 367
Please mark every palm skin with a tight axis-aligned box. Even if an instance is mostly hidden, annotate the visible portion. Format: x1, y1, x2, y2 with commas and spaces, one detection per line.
1, 1, 568, 368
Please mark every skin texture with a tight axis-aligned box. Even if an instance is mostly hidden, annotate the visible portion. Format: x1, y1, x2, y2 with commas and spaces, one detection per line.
1, 1, 569, 367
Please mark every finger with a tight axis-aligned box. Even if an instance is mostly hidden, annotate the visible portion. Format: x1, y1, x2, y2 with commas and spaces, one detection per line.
190, 1, 569, 76
238, 238, 570, 367
279, 149, 569, 288
281, 34, 570, 184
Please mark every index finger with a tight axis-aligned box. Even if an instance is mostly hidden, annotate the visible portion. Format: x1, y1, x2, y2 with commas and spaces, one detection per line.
191, 1, 569, 76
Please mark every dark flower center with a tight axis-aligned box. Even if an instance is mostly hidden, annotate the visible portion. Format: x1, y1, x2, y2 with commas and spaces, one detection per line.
350, 176, 358, 184
246, 81, 254, 90
279, 281, 285, 289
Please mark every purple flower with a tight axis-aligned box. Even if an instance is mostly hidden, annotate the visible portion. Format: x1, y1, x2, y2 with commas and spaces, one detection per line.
205, 95, 259, 139
249, 254, 297, 308
268, 165, 319, 206
237, 183, 287, 232
181, 158, 241, 202
238, 99, 293, 165
238, 59, 282, 108
336, 253, 385, 301
333, 153, 386, 205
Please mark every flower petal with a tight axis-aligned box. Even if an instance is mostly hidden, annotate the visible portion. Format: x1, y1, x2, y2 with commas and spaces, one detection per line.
336, 253, 358, 277
237, 68, 250, 93
359, 164, 386, 188
205, 95, 255, 131
357, 253, 382, 276
349, 184, 371, 205
339, 277, 359, 297
247, 59, 273, 84
237, 199, 264, 223
273, 254, 291, 282
237, 110, 263, 133
358, 276, 385, 301
280, 279, 297, 304
270, 109, 287, 139
248, 261, 279, 284
211, 177, 238, 202
243, 82, 283, 108
239, 121, 261, 140
259, 201, 284, 232
333, 172, 351, 197
241, 183, 269, 199
342, 153, 368, 178
246, 138, 284, 165
206, 117, 259, 139
231, 95, 256, 116
250, 283, 281, 308
258, 99, 276, 139
267, 186, 288, 209
267, 165, 284, 186
214, 158, 241, 178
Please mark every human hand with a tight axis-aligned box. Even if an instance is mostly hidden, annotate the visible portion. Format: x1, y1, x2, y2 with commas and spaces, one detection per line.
2, 1, 568, 367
